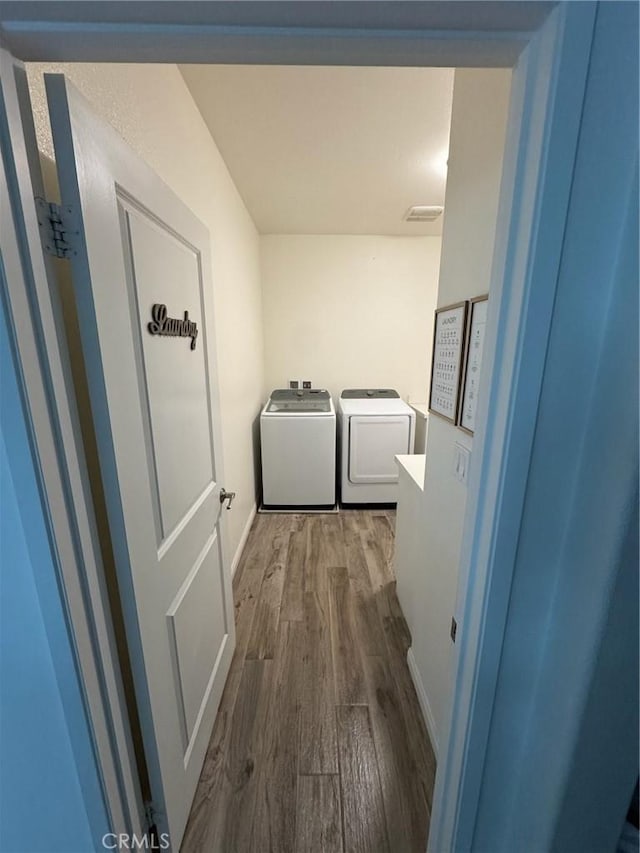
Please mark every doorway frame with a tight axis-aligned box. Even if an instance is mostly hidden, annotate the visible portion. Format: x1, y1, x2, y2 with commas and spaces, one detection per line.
0, 49, 145, 837
0, 3, 597, 849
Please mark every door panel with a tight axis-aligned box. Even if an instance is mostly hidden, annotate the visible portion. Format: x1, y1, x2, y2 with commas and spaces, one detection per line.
167, 534, 225, 747
45, 73, 234, 849
349, 415, 411, 484
121, 200, 215, 539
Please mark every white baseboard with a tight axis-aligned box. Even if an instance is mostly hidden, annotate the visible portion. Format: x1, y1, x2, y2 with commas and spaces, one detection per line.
406, 647, 439, 760
231, 503, 257, 578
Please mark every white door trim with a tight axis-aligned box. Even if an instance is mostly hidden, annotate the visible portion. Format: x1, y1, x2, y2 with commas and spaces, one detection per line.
0, 4, 549, 68
0, 49, 144, 836
428, 5, 597, 849
0, 3, 596, 846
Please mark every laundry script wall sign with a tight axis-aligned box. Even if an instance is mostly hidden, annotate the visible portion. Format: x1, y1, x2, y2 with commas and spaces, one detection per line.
147, 303, 199, 350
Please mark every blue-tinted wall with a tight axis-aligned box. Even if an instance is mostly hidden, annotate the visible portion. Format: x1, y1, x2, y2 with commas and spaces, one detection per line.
0, 287, 109, 852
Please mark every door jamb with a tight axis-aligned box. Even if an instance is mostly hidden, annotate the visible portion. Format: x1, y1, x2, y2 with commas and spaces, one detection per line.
0, 3, 596, 848
429, 4, 597, 849
0, 49, 144, 836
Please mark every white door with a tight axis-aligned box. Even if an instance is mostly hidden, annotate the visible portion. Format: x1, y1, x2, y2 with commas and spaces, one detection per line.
44, 75, 235, 848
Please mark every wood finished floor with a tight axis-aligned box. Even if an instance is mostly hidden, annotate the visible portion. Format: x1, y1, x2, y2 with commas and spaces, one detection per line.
181, 510, 437, 853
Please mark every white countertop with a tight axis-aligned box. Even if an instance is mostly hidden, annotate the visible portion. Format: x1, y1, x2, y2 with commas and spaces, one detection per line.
395, 454, 426, 490
408, 400, 429, 419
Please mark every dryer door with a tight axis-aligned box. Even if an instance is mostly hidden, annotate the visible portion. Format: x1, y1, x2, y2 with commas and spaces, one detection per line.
349, 415, 412, 484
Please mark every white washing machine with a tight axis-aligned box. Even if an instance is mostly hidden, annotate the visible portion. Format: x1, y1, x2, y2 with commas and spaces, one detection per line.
338, 389, 416, 505
261, 389, 336, 508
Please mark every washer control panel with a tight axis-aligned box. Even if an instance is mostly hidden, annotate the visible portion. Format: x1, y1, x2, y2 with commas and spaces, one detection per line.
267, 388, 331, 412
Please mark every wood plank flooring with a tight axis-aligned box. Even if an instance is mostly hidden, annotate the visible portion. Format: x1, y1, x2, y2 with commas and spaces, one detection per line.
181, 510, 436, 853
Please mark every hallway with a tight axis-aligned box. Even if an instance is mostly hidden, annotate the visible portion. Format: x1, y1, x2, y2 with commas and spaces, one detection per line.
181, 510, 437, 852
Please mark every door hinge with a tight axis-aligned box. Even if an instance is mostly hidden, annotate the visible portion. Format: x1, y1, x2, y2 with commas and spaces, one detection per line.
35, 197, 78, 259
144, 800, 156, 831
450, 616, 458, 643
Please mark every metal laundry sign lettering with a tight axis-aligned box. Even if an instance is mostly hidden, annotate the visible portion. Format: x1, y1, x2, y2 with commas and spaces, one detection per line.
147, 303, 198, 350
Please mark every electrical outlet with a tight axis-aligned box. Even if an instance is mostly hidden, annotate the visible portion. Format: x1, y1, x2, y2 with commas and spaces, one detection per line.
302, 380, 312, 389
289, 380, 299, 389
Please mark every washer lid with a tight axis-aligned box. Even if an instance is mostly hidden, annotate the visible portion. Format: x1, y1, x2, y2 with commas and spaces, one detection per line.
341, 388, 400, 399
266, 388, 332, 413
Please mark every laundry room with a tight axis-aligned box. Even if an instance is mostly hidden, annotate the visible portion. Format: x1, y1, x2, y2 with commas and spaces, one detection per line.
5, 2, 638, 851
21, 57, 509, 850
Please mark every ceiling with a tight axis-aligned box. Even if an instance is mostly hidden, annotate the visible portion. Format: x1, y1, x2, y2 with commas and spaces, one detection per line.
180, 65, 454, 236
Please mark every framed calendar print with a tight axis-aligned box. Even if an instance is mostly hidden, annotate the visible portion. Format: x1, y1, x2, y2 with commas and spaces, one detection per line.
428, 301, 468, 424
458, 295, 489, 435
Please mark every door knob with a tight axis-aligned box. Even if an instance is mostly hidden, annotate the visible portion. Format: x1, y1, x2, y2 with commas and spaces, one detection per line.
219, 488, 236, 510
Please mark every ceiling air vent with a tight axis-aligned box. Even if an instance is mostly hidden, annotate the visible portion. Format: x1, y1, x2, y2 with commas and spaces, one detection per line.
404, 205, 444, 223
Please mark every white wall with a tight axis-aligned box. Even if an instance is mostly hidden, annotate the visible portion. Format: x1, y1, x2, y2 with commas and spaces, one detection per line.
261, 234, 441, 402
26, 63, 264, 567
403, 69, 511, 750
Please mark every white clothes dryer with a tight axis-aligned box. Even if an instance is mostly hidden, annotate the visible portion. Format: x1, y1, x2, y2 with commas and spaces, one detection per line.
261, 389, 336, 508
338, 389, 416, 505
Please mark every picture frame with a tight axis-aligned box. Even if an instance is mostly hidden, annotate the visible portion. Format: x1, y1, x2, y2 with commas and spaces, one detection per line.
458, 295, 489, 435
428, 300, 469, 424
